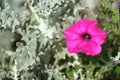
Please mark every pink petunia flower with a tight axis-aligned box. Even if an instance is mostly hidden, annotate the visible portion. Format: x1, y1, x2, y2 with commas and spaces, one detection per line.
64, 19, 107, 56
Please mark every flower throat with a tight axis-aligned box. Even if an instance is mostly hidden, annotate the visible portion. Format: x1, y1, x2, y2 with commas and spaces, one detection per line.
83, 34, 91, 40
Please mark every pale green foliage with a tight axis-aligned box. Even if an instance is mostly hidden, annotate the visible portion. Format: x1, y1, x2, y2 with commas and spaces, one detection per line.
0, 0, 120, 80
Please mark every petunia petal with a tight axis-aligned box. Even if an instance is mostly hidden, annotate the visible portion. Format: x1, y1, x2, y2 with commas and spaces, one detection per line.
78, 40, 88, 50
80, 19, 97, 33
83, 41, 102, 56
90, 27, 107, 45
64, 29, 80, 41
64, 19, 106, 56
91, 36, 106, 45
68, 20, 87, 34
77, 20, 87, 33
90, 27, 107, 38
66, 39, 85, 53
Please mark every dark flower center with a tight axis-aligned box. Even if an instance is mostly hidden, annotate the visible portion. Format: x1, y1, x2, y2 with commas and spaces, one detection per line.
83, 34, 91, 40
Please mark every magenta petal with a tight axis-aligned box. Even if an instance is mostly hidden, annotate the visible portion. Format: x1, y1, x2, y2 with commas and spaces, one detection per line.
68, 20, 87, 34
80, 19, 97, 33
90, 27, 106, 45
90, 27, 107, 38
64, 19, 107, 56
78, 40, 88, 50
83, 41, 102, 56
67, 40, 83, 53
64, 30, 80, 41
77, 20, 87, 33
91, 36, 106, 45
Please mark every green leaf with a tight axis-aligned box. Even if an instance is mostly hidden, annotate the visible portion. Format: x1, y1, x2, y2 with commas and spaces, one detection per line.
114, 65, 120, 73
110, 9, 119, 23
